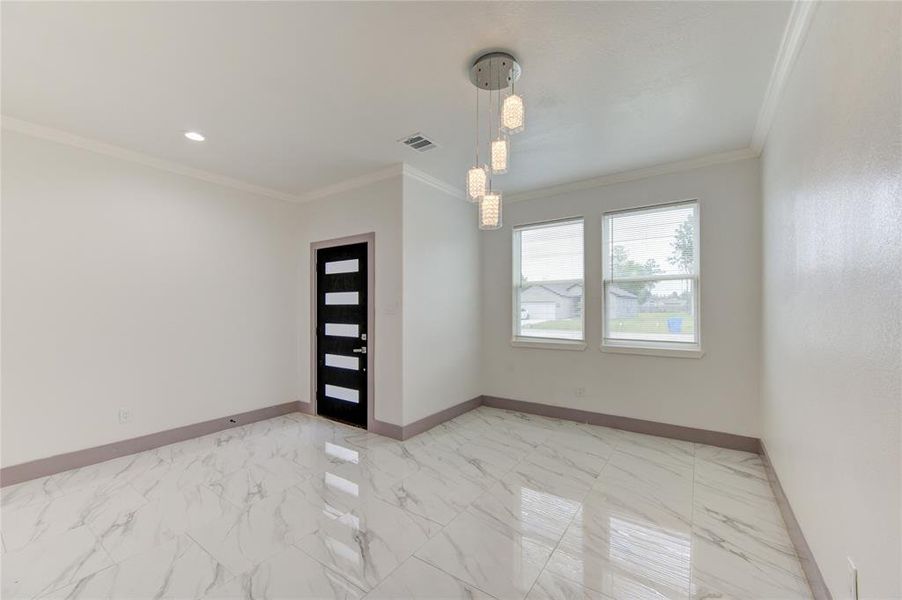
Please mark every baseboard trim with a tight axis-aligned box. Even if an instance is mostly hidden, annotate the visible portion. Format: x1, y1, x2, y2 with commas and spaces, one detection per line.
367, 396, 483, 441
760, 441, 832, 600
370, 420, 404, 439
400, 396, 483, 440
0, 401, 301, 487
481, 395, 761, 453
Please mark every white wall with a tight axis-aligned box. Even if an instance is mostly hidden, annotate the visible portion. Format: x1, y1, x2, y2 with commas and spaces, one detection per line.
1, 130, 299, 467
294, 175, 404, 426
481, 158, 762, 437
401, 176, 481, 424
760, 3, 902, 597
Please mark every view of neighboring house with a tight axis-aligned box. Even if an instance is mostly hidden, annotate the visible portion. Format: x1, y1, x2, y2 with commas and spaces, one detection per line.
607, 286, 639, 318
521, 283, 642, 321
520, 282, 583, 321
641, 293, 690, 313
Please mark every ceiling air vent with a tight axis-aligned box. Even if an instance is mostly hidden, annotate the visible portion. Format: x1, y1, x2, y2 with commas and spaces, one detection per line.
399, 132, 438, 152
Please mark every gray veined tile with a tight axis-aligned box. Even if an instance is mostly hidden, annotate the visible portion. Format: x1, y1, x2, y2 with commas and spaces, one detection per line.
613, 431, 695, 471
693, 444, 762, 473
1, 478, 146, 552
543, 425, 618, 464
591, 450, 694, 528
1, 526, 113, 599
691, 493, 807, 599
202, 546, 365, 599
206, 463, 297, 509
3, 411, 812, 600
88, 483, 235, 562
693, 450, 786, 532
294, 492, 441, 592
469, 480, 581, 550
49, 450, 170, 496
1, 476, 62, 511
495, 447, 598, 504
380, 469, 484, 525
598, 449, 694, 517
415, 510, 553, 600
40, 535, 229, 600
189, 486, 320, 575
526, 570, 611, 600
690, 530, 811, 600
543, 488, 692, 599
366, 556, 495, 600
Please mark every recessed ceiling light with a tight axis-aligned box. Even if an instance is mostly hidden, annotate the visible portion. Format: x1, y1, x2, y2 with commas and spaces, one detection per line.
184, 131, 205, 142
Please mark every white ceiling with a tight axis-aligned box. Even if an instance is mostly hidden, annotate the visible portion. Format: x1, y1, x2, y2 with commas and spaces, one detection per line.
1, 1, 792, 199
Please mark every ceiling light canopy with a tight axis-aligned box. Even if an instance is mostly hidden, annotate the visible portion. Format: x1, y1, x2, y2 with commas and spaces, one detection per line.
184, 131, 205, 142
463, 51, 525, 230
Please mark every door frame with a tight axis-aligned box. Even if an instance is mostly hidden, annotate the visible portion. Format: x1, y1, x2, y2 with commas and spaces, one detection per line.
310, 232, 375, 431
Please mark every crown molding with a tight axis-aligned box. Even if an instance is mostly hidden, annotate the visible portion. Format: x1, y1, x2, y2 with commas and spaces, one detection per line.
298, 164, 405, 203
1, 116, 302, 204
507, 147, 758, 203
401, 164, 464, 199
750, 0, 818, 154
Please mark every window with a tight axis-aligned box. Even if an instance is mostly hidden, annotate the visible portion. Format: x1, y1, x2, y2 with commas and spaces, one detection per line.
513, 219, 584, 342
602, 201, 699, 350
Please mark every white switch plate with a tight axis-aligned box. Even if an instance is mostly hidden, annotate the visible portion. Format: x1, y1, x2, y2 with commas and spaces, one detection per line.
118, 408, 131, 424
574, 387, 585, 398
847, 557, 858, 600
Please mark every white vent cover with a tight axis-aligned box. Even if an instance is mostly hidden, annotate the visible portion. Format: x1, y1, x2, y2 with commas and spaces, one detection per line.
399, 132, 438, 152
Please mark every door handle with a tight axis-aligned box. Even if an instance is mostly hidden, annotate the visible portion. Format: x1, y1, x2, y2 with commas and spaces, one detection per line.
353, 347, 367, 354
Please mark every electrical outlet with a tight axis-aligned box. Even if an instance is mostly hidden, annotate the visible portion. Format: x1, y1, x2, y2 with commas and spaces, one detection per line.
118, 408, 131, 424
574, 387, 585, 398
848, 557, 859, 600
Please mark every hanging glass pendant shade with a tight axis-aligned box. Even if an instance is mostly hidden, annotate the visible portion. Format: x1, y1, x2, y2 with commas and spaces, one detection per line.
501, 93, 525, 134
491, 136, 509, 174
479, 191, 503, 230
466, 165, 487, 202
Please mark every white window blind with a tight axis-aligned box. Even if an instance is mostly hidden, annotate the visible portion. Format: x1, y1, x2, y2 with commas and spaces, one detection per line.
513, 219, 584, 341
603, 201, 699, 348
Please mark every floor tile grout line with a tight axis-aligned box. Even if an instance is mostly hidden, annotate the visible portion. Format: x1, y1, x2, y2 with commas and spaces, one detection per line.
522, 445, 618, 599
286, 540, 371, 597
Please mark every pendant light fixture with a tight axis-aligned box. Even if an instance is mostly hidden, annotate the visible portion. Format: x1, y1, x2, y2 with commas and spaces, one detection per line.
466, 85, 487, 202
501, 79, 525, 134
466, 51, 524, 230
479, 191, 503, 230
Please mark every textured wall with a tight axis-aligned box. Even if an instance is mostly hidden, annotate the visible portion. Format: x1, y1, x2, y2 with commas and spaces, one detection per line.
482, 158, 762, 437
1, 131, 299, 466
761, 2, 902, 597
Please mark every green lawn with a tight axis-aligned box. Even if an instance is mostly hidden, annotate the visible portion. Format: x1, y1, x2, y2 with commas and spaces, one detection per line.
524, 318, 582, 330
608, 312, 694, 334
524, 312, 694, 334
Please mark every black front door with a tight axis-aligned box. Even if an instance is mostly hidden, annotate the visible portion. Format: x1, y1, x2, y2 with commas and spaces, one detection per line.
316, 242, 368, 427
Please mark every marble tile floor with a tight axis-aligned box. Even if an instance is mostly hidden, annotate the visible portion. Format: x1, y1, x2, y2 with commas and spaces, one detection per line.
0, 407, 812, 599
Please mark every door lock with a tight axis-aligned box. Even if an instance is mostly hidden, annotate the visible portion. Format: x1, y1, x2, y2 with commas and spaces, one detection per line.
353, 347, 367, 354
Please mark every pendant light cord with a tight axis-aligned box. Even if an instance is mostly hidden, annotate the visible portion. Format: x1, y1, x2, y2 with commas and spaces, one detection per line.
475, 87, 479, 166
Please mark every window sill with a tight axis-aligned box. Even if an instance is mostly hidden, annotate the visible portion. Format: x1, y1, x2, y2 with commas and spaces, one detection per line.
600, 342, 704, 359
511, 337, 587, 351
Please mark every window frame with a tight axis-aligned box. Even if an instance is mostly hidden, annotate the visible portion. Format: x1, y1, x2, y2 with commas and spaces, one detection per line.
601, 199, 703, 357
511, 217, 587, 350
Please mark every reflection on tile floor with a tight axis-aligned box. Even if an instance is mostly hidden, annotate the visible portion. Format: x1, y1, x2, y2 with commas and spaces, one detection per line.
1, 407, 812, 599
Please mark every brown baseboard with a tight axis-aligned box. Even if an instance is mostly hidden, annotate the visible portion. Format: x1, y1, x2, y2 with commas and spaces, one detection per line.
400, 396, 483, 440
370, 420, 404, 439
481, 395, 761, 453
760, 441, 832, 600
0, 401, 301, 487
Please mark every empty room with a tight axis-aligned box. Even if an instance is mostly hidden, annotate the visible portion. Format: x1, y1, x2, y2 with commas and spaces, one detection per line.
1, 1, 900, 599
